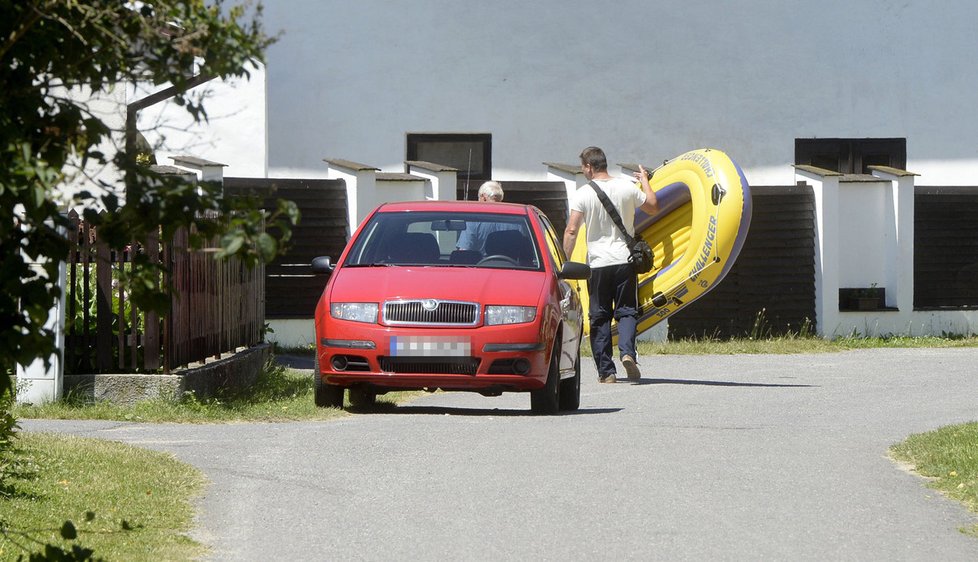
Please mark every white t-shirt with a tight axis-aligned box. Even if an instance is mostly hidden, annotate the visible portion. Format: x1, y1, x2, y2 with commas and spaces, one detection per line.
569, 177, 647, 268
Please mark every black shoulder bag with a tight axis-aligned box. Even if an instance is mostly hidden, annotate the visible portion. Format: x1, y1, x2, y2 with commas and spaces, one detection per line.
588, 181, 655, 274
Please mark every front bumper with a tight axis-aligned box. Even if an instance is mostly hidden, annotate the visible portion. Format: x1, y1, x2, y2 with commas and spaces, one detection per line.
316, 322, 550, 392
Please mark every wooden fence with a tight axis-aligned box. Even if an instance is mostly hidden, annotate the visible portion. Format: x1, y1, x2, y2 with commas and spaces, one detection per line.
668, 184, 817, 338
64, 211, 265, 375
224, 178, 347, 319
914, 186, 978, 308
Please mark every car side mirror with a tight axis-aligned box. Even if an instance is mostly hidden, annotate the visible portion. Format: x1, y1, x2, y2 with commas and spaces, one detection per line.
311, 256, 334, 275
558, 261, 590, 280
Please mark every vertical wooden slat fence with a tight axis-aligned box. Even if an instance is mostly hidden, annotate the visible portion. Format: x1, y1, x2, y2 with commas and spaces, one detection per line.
64, 211, 265, 375
224, 178, 346, 319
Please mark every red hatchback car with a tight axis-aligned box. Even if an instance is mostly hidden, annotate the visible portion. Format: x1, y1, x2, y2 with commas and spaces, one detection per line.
311, 200, 590, 414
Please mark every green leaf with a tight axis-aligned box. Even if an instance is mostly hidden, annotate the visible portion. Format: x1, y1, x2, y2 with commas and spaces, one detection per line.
257, 232, 277, 262
223, 234, 245, 257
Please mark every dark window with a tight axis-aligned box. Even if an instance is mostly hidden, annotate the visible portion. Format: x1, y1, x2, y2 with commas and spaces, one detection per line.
407, 133, 491, 181
795, 138, 906, 174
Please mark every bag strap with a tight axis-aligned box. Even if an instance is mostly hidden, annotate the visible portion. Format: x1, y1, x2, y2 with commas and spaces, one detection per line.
588, 180, 638, 246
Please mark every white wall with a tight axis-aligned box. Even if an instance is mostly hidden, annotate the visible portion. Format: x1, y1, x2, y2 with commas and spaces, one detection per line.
260, 1, 978, 186
837, 181, 887, 289
139, 61, 268, 178
59, 61, 268, 208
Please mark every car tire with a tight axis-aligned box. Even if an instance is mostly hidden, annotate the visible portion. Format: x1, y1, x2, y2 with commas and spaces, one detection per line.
530, 345, 561, 415
348, 386, 377, 409
559, 354, 581, 411
313, 354, 344, 408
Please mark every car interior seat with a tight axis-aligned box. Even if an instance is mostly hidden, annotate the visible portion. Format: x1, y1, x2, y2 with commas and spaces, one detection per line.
387, 232, 440, 264
483, 229, 535, 265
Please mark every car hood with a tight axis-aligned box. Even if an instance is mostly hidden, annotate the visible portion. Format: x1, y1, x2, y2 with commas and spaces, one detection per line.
328, 266, 546, 306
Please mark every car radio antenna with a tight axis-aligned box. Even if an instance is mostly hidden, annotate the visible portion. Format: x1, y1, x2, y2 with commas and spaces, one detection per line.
463, 148, 473, 200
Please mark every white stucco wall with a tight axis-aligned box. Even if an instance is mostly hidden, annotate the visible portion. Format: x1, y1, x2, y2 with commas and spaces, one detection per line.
59, 61, 267, 207
260, 1, 978, 186
139, 61, 268, 178
837, 181, 888, 289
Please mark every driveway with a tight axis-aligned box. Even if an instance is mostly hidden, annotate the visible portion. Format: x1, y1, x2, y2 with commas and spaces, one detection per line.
22, 348, 978, 561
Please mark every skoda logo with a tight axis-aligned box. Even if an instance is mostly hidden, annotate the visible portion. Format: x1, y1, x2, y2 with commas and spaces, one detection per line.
421, 299, 439, 311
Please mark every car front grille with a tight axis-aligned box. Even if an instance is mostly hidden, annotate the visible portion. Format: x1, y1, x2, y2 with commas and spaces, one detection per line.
383, 299, 479, 326
379, 356, 480, 375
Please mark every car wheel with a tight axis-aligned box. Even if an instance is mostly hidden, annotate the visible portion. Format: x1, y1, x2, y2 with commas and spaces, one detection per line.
530, 345, 561, 415
348, 386, 377, 409
313, 354, 344, 408
559, 354, 581, 411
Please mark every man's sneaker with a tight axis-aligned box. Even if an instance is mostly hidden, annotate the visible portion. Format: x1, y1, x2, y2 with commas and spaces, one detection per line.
599, 374, 617, 384
622, 355, 641, 380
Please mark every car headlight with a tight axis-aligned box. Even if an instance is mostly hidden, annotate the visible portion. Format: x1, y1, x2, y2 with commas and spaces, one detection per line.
486, 305, 537, 325
330, 302, 379, 323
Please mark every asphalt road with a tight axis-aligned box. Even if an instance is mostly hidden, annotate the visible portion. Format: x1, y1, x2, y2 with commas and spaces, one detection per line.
21, 348, 978, 561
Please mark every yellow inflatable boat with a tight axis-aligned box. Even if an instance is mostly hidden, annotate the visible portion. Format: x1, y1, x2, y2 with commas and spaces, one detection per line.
571, 148, 752, 336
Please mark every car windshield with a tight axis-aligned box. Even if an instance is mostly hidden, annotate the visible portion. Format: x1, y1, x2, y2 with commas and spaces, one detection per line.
345, 211, 541, 270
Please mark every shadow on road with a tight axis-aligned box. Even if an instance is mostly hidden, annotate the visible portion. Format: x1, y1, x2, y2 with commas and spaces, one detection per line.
363, 405, 623, 417
629, 377, 815, 388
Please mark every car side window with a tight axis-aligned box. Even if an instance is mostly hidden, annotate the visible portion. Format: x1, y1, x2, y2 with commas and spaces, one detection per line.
537, 212, 566, 269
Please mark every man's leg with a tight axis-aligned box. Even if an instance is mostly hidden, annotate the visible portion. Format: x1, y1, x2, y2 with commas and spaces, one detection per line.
588, 266, 617, 379
612, 264, 641, 379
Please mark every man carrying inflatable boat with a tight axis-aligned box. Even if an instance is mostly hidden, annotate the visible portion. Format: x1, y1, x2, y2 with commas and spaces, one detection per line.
563, 146, 659, 384
563, 146, 754, 383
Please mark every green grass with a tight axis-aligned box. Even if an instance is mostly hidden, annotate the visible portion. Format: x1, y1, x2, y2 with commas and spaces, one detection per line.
890, 422, 978, 536
0, 432, 206, 560
13, 360, 420, 423
609, 333, 978, 356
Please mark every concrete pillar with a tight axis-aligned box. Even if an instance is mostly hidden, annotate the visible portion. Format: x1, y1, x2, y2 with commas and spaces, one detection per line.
170, 155, 228, 183
871, 166, 918, 313
16, 259, 66, 404
325, 159, 378, 232
375, 173, 428, 205
406, 161, 459, 201
545, 162, 585, 213
795, 166, 842, 338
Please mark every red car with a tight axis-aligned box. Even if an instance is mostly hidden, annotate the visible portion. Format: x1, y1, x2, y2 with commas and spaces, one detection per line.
311, 200, 590, 414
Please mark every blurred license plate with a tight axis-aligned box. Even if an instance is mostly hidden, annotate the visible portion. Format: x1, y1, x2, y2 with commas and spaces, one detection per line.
390, 336, 471, 357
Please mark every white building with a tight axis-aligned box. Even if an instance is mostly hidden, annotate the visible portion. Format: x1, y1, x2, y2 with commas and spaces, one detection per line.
88, 1, 978, 345
253, 0, 978, 187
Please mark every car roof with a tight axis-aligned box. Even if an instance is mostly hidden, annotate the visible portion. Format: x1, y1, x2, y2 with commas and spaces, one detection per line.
376, 200, 533, 216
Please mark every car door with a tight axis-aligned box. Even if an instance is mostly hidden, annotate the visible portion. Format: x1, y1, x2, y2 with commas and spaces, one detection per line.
537, 211, 583, 373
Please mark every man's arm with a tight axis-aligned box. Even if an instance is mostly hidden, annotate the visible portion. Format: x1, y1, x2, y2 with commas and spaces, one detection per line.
563, 210, 585, 259
637, 165, 659, 215
456, 222, 480, 250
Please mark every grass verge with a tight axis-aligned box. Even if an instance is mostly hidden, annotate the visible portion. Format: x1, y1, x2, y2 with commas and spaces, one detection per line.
0, 432, 205, 560
14, 360, 420, 423
890, 422, 978, 536
633, 334, 978, 356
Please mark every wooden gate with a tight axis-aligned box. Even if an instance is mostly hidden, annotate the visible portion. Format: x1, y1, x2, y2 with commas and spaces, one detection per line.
224, 178, 349, 319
